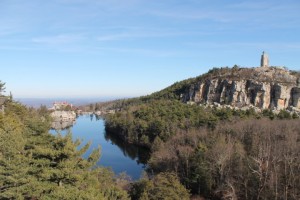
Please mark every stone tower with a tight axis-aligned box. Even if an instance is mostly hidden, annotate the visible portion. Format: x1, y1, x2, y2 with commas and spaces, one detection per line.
260, 51, 269, 67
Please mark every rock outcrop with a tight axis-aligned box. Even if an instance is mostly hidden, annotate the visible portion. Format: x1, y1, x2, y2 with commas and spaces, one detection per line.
50, 110, 76, 121
182, 67, 300, 110
50, 111, 76, 129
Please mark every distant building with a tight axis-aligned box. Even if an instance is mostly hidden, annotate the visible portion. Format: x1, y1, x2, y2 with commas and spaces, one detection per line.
260, 51, 269, 67
50, 101, 73, 110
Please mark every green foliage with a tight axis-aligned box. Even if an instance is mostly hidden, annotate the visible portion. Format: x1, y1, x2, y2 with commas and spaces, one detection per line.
212, 107, 233, 120
188, 142, 213, 196
292, 112, 299, 119
277, 109, 292, 119
131, 173, 190, 200
262, 109, 275, 120
0, 100, 129, 199
105, 100, 217, 147
0, 80, 5, 95
105, 98, 267, 149
144, 78, 196, 101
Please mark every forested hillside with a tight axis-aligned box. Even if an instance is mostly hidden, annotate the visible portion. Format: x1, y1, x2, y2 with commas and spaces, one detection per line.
104, 67, 300, 199
105, 99, 298, 148
149, 119, 300, 199
105, 98, 300, 199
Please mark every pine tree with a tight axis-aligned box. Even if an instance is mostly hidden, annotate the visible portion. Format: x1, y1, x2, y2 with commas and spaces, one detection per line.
0, 99, 129, 199
0, 81, 5, 95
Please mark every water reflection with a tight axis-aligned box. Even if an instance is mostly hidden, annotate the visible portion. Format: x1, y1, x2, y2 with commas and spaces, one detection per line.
51, 120, 75, 130
90, 114, 102, 121
104, 131, 150, 165
50, 115, 150, 179
93, 114, 150, 165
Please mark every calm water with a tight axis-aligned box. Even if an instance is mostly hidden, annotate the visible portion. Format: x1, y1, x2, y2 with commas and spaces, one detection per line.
49, 115, 149, 180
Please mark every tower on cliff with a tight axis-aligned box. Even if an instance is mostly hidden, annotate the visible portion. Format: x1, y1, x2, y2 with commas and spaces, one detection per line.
260, 51, 269, 67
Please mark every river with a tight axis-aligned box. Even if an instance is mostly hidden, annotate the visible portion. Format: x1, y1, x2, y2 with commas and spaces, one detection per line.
49, 115, 149, 180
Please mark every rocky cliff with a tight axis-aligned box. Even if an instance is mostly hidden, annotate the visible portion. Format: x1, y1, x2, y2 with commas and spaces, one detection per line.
181, 66, 300, 111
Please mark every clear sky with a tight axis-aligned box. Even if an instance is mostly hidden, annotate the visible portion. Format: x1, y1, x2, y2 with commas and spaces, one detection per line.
1, 0, 300, 98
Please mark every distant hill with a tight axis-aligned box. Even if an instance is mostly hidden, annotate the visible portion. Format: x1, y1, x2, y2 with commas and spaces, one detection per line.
100, 66, 300, 113
17, 97, 122, 108
163, 66, 300, 112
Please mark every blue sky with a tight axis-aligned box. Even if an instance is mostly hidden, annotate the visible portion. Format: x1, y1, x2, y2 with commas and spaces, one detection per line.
1, 0, 300, 98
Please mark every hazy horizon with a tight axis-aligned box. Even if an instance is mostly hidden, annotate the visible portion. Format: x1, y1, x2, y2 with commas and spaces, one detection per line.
16, 96, 131, 108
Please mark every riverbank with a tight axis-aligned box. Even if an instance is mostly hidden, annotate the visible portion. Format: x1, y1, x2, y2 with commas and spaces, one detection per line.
49, 115, 148, 179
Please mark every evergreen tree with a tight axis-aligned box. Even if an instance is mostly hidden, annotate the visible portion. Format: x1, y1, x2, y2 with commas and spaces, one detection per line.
0, 81, 5, 95
131, 173, 190, 200
0, 99, 129, 199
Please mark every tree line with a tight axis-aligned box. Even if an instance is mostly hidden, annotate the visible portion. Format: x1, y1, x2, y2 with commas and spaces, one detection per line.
105, 99, 298, 149
105, 98, 299, 199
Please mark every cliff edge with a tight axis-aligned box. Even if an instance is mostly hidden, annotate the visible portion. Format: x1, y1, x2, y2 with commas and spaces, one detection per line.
181, 66, 300, 112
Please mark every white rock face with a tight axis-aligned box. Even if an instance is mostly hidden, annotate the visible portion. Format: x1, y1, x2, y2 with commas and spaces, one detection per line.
182, 68, 300, 110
